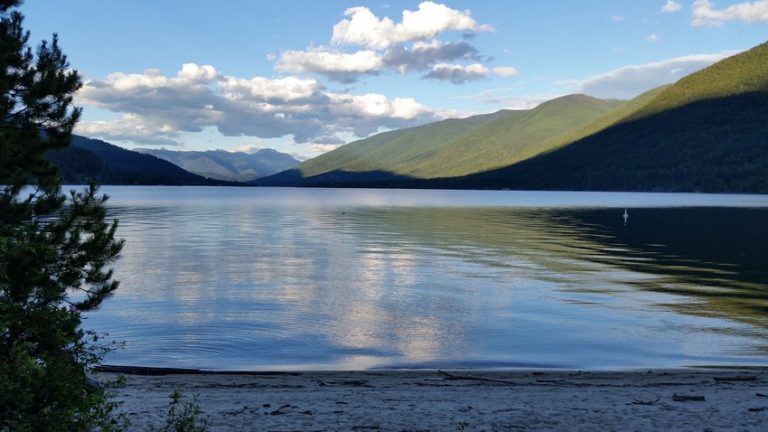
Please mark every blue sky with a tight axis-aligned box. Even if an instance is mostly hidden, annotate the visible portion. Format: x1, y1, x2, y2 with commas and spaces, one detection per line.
21, 1, 768, 159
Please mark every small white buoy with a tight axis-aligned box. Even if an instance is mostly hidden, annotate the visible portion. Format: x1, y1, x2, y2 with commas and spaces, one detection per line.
623, 209, 629, 225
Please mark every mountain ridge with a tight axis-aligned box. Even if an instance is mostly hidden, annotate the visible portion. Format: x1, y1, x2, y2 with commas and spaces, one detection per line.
259, 41, 767, 193
135, 148, 300, 182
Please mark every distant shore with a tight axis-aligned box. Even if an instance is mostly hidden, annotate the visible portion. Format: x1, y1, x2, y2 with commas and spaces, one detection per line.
98, 367, 768, 431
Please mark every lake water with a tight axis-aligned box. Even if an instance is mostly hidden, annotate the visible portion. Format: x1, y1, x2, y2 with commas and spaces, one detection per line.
85, 186, 768, 370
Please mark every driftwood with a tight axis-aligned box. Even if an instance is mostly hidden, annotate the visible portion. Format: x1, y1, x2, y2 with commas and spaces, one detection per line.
672, 394, 706, 402
438, 370, 521, 385
315, 380, 371, 387
631, 398, 661, 405
713, 375, 757, 382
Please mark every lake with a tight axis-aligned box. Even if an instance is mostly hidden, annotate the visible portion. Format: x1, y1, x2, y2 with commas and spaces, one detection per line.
84, 186, 768, 370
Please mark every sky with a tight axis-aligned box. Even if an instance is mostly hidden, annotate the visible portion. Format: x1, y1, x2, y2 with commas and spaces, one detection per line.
20, 0, 768, 159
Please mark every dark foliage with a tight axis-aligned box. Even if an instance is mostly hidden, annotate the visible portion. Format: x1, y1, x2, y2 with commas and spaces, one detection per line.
1, 1, 125, 430
48, 135, 225, 185
443, 91, 768, 193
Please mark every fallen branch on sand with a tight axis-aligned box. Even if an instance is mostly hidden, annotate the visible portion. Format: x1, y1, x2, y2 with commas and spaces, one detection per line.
713, 376, 757, 382
630, 398, 661, 405
438, 370, 522, 385
672, 394, 706, 402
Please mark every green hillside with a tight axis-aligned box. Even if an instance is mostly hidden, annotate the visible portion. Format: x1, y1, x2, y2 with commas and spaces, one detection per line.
630, 44, 768, 120
294, 110, 512, 178
261, 94, 627, 185
438, 41, 768, 192
408, 94, 624, 177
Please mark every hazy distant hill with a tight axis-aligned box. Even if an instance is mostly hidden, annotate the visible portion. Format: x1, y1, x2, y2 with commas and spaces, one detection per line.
48, 136, 221, 185
434, 41, 768, 192
137, 148, 300, 182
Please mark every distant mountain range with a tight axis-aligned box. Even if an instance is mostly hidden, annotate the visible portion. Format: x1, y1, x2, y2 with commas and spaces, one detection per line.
259, 41, 768, 193
48, 136, 299, 185
135, 148, 300, 183
48, 136, 221, 185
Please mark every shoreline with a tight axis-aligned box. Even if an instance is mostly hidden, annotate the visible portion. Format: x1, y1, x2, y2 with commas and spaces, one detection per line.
99, 367, 768, 431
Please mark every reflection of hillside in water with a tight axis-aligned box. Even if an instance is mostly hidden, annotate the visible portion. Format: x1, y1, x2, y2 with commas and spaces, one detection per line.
349, 207, 768, 331
100, 200, 768, 369
547, 208, 768, 328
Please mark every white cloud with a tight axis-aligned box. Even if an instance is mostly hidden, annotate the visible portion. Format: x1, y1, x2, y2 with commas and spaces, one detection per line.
492, 66, 519, 77
229, 143, 264, 154
662, 1, 683, 13
269, 2, 510, 85
384, 40, 483, 74
692, 0, 768, 26
611, 15, 625, 23
308, 143, 343, 155
276, 40, 486, 83
647, 34, 661, 42
77, 114, 182, 146
331, 1, 492, 50
424, 63, 489, 84
276, 48, 384, 83
566, 50, 740, 99
76, 63, 441, 146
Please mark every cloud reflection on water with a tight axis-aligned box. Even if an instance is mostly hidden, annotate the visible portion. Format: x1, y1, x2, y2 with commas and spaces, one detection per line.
89, 187, 768, 370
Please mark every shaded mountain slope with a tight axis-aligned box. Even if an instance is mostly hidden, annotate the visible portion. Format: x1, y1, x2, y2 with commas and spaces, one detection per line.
408, 94, 624, 177
258, 95, 625, 186
433, 42, 768, 192
291, 110, 513, 179
48, 136, 222, 185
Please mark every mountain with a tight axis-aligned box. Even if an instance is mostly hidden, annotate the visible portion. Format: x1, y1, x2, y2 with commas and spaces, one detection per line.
269, 109, 512, 182
257, 95, 621, 186
436, 41, 768, 192
407, 94, 624, 178
136, 148, 300, 182
48, 135, 223, 185
262, 41, 768, 193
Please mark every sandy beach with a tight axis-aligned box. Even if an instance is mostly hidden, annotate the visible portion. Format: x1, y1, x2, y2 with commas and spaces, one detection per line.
97, 367, 768, 431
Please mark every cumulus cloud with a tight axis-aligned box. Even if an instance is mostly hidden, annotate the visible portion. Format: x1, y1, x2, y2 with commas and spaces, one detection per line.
383, 40, 483, 73
567, 51, 739, 99
424, 63, 489, 84
423, 63, 519, 84
276, 48, 383, 83
276, 40, 486, 83
229, 144, 264, 154
662, 0, 683, 13
272, 2, 509, 85
78, 114, 182, 146
331, 2, 492, 50
692, 0, 768, 26
492, 66, 519, 77
76, 63, 440, 146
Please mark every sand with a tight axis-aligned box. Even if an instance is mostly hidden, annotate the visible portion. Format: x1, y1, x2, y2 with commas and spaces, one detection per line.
98, 368, 768, 431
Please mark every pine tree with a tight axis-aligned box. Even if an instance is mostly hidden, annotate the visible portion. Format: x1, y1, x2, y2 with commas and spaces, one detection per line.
1, 1, 125, 430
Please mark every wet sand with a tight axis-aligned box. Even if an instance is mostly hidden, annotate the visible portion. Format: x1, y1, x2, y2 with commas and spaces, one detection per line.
99, 368, 768, 431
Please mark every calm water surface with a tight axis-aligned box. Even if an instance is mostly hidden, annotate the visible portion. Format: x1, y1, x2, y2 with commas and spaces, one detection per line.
85, 187, 768, 370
